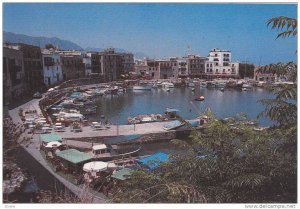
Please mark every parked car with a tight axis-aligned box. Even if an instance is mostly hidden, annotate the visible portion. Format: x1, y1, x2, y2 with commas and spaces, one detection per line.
33, 92, 42, 99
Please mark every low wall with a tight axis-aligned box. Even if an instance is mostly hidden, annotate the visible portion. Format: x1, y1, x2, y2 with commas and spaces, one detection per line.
15, 147, 75, 197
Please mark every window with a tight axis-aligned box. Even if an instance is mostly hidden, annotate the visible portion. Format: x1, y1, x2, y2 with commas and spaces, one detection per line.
216, 63, 218, 66
223, 69, 225, 72
207, 64, 209, 67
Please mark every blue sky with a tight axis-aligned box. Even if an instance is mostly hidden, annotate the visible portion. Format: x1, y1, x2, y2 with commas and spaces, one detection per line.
3, 3, 297, 64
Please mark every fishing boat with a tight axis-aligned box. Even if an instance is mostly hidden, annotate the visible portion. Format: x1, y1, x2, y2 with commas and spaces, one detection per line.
133, 85, 152, 91
242, 83, 253, 89
90, 144, 141, 161
128, 114, 165, 124
215, 82, 226, 88
163, 120, 184, 131
162, 82, 175, 88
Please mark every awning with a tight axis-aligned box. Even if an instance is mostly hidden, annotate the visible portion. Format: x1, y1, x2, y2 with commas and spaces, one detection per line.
40, 133, 62, 143
56, 149, 92, 164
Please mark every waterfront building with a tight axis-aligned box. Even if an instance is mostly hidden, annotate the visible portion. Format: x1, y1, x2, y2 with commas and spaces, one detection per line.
91, 52, 101, 75
158, 58, 179, 79
3, 46, 25, 104
186, 55, 208, 78
134, 59, 151, 78
253, 65, 276, 83
83, 53, 92, 76
177, 58, 188, 78
60, 54, 85, 80
121, 53, 135, 74
19, 44, 44, 92
91, 48, 128, 82
204, 48, 239, 79
146, 59, 160, 79
41, 49, 63, 86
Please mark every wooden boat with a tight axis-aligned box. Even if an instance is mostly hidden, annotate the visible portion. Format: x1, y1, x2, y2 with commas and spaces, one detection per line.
163, 120, 184, 131
90, 144, 141, 161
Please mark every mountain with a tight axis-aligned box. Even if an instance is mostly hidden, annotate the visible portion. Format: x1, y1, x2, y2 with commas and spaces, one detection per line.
4, 31, 149, 58
3, 31, 83, 50
85, 47, 104, 52
85, 47, 148, 59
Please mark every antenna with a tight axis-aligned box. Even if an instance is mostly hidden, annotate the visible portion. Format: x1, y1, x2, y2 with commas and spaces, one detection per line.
187, 45, 192, 55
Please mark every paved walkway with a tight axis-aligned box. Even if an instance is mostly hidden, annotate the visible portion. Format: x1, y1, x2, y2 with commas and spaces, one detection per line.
9, 101, 107, 203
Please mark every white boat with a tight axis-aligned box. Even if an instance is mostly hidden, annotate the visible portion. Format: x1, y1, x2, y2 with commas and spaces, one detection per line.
162, 82, 175, 88
133, 85, 152, 91
242, 83, 253, 88
188, 82, 195, 87
163, 87, 170, 92
215, 82, 226, 88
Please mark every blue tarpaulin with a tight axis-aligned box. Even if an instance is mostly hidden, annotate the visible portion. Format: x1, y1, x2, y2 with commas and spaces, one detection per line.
138, 152, 169, 170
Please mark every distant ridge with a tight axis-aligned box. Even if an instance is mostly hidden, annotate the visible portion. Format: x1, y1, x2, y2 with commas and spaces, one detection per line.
3, 31, 83, 50
4, 31, 148, 59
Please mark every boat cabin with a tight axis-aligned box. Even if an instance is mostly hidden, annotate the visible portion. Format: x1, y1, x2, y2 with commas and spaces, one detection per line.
92, 144, 109, 155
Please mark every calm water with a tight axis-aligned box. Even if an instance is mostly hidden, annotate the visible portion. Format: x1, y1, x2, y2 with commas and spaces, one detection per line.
86, 86, 274, 126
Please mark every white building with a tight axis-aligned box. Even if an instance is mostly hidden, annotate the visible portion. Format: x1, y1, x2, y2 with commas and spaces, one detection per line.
177, 58, 188, 78
42, 49, 63, 86
83, 53, 92, 76
205, 48, 239, 78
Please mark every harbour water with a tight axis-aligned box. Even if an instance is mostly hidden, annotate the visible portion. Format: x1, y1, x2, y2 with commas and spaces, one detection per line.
87, 87, 274, 126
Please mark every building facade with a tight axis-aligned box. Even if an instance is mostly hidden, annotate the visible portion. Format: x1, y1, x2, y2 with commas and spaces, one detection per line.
3, 47, 25, 104
204, 48, 239, 79
186, 55, 207, 78
61, 55, 85, 80
83, 53, 92, 76
177, 58, 188, 78
121, 53, 135, 74
19, 44, 44, 92
253, 65, 276, 83
42, 49, 63, 86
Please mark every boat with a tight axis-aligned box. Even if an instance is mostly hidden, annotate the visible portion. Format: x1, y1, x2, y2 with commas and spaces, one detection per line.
163, 87, 170, 92
220, 88, 225, 91
215, 82, 226, 88
165, 108, 180, 119
242, 88, 248, 91
163, 120, 184, 131
242, 83, 253, 89
188, 82, 195, 87
80, 106, 97, 115
133, 85, 152, 91
191, 88, 195, 91
128, 114, 165, 124
162, 82, 175, 88
90, 144, 141, 161
200, 82, 207, 88
107, 86, 119, 94
195, 96, 205, 101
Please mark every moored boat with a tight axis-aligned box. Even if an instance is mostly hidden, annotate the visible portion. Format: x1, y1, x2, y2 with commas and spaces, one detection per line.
195, 96, 205, 101
133, 85, 152, 91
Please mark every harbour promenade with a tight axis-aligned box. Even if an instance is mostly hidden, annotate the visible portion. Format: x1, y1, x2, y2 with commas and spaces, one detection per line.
8, 91, 198, 203
8, 98, 108, 203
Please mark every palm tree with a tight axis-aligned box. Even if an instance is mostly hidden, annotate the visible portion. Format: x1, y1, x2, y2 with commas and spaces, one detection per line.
267, 16, 297, 39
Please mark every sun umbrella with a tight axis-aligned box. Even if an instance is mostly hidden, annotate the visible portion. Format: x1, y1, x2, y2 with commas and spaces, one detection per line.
83, 161, 117, 172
